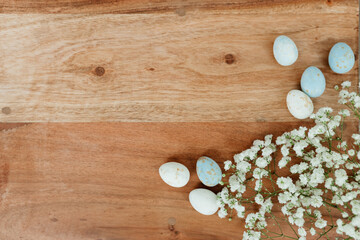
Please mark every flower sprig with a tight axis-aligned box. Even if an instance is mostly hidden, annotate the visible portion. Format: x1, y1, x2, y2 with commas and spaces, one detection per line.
217, 81, 360, 240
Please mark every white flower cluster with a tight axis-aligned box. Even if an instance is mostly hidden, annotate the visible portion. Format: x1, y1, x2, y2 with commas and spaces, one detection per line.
275, 106, 360, 239
216, 82, 360, 240
336, 81, 360, 107
216, 135, 276, 239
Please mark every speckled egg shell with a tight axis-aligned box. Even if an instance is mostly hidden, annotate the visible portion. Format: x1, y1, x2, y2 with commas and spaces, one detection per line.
273, 35, 298, 66
189, 188, 219, 215
301, 66, 326, 98
329, 42, 355, 74
159, 162, 190, 188
286, 90, 314, 119
196, 156, 222, 187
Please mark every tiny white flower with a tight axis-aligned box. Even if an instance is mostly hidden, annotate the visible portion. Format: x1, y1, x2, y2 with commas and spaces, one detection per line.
234, 203, 245, 218
341, 81, 351, 88
255, 157, 268, 168
353, 134, 360, 144
348, 149, 355, 156
276, 135, 287, 145
351, 215, 360, 227
310, 195, 323, 208
229, 175, 240, 192
253, 140, 264, 148
224, 160, 232, 171
293, 140, 308, 157
262, 147, 274, 157
254, 194, 264, 205
264, 134, 273, 146
350, 200, 360, 215
278, 191, 291, 204
281, 145, 289, 157
298, 227, 306, 237
253, 168, 268, 180
218, 207, 227, 218
299, 174, 308, 186
325, 178, 333, 189
313, 210, 322, 219
278, 156, 290, 169
254, 180, 262, 191
310, 228, 316, 236
335, 169, 348, 186
290, 164, 299, 174
315, 219, 327, 229
277, 177, 292, 190
243, 230, 261, 240
236, 161, 251, 173
295, 218, 305, 227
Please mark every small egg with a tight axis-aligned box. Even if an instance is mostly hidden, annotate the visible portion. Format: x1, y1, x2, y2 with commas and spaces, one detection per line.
301, 66, 326, 98
328, 42, 355, 74
196, 156, 222, 187
273, 35, 298, 66
159, 162, 190, 188
286, 90, 314, 119
189, 188, 219, 215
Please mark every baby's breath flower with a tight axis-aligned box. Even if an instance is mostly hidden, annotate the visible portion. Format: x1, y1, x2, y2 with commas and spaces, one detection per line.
298, 227, 306, 237
341, 81, 351, 88
278, 156, 290, 168
335, 169, 348, 186
218, 207, 227, 218
348, 149, 355, 156
315, 219, 327, 229
255, 157, 268, 168
243, 230, 261, 240
224, 160, 232, 171
350, 200, 360, 215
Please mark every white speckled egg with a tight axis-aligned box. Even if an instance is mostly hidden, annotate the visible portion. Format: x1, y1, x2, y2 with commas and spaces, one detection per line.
273, 35, 298, 66
196, 156, 222, 187
159, 162, 190, 188
189, 189, 219, 215
286, 90, 314, 119
329, 42, 355, 74
300, 66, 326, 98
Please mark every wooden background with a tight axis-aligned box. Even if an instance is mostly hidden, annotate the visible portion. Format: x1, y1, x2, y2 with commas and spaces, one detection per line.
0, 0, 358, 122
0, 0, 359, 239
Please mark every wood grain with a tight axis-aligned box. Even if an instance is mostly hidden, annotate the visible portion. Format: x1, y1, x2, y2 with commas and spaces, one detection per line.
0, 0, 358, 14
0, 0, 358, 122
0, 122, 357, 240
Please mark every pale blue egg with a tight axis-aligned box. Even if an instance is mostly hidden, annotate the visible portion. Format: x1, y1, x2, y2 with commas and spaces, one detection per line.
300, 66, 326, 98
196, 156, 222, 187
273, 35, 298, 66
328, 42, 355, 74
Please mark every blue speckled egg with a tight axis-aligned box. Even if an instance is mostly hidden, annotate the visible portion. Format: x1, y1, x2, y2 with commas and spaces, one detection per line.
273, 35, 298, 66
328, 42, 355, 74
300, 66, 326, 98
196, 156, 222, 187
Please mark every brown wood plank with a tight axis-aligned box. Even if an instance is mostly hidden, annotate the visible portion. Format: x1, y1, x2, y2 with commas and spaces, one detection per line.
0, 0, 357, 14
0, 122, 356, 239
0, 1, 358, 122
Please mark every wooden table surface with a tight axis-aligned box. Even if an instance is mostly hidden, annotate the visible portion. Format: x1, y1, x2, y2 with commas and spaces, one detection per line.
0, 0, 359, 239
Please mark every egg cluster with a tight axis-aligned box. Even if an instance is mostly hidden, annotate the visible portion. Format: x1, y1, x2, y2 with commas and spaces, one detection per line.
273, 35, 355, 119
159, 156, 222, 215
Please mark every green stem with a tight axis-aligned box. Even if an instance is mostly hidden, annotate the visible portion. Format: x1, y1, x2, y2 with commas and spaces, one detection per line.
316, 225, 335, 240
